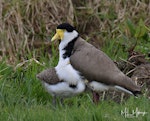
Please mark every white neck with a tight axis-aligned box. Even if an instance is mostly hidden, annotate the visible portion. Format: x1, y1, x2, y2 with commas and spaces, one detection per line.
58, 30, 78, 60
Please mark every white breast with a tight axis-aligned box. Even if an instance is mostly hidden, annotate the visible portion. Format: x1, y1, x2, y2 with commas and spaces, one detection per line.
55, 45, 83, 85
43, 81, 85, 98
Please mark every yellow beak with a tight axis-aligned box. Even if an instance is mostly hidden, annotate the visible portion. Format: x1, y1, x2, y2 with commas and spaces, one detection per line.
51, 29, 64, 41
51, 33, 59, 42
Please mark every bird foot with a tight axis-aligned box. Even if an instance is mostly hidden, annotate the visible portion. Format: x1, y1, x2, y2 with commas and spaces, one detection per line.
92, 91, 100, 104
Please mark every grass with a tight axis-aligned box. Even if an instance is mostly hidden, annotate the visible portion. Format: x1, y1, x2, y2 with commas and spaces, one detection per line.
0, 45, 150, 121
0, 0, 150, 121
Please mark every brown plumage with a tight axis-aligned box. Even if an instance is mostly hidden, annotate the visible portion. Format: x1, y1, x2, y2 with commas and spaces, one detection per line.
70, 37, 141, 95
37, 68, 61, 85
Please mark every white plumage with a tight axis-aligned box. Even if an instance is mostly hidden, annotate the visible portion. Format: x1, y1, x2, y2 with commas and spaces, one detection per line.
43, 81, 85, 98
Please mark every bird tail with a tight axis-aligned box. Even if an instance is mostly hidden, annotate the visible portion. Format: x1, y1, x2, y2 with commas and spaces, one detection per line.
125, 76, 142, 96
131, 87, 142, 96
115, 75, 142, 96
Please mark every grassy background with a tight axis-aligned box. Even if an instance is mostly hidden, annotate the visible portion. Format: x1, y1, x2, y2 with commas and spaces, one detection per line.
0, 0, 150, 121
0, 58, 150, 121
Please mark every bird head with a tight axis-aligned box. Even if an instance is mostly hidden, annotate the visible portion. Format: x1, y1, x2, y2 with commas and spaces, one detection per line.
51, 23, 77, 41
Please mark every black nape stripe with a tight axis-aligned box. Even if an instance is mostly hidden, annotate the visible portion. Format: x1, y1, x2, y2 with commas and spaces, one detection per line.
63, 35, 79, 59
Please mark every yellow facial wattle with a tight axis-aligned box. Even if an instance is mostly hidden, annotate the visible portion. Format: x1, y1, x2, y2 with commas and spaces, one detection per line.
51, 29, 65, 41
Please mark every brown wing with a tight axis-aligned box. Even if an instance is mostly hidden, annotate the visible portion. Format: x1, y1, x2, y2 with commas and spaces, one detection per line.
70, 38, 141, 93
36, 68, 61, 85
70, 38, 121, 85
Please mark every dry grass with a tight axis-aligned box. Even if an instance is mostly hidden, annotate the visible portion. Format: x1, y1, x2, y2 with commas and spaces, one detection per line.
0, 0, 150, 63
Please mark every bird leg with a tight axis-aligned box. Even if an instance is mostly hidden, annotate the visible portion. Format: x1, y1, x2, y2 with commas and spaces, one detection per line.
52, 96, 57, 106
92, 91, 100, 104
60, 97, 64, 106
52, 96, 64, 107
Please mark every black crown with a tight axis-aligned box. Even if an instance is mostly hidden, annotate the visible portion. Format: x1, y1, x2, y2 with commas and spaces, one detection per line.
57, 23, 75, 32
